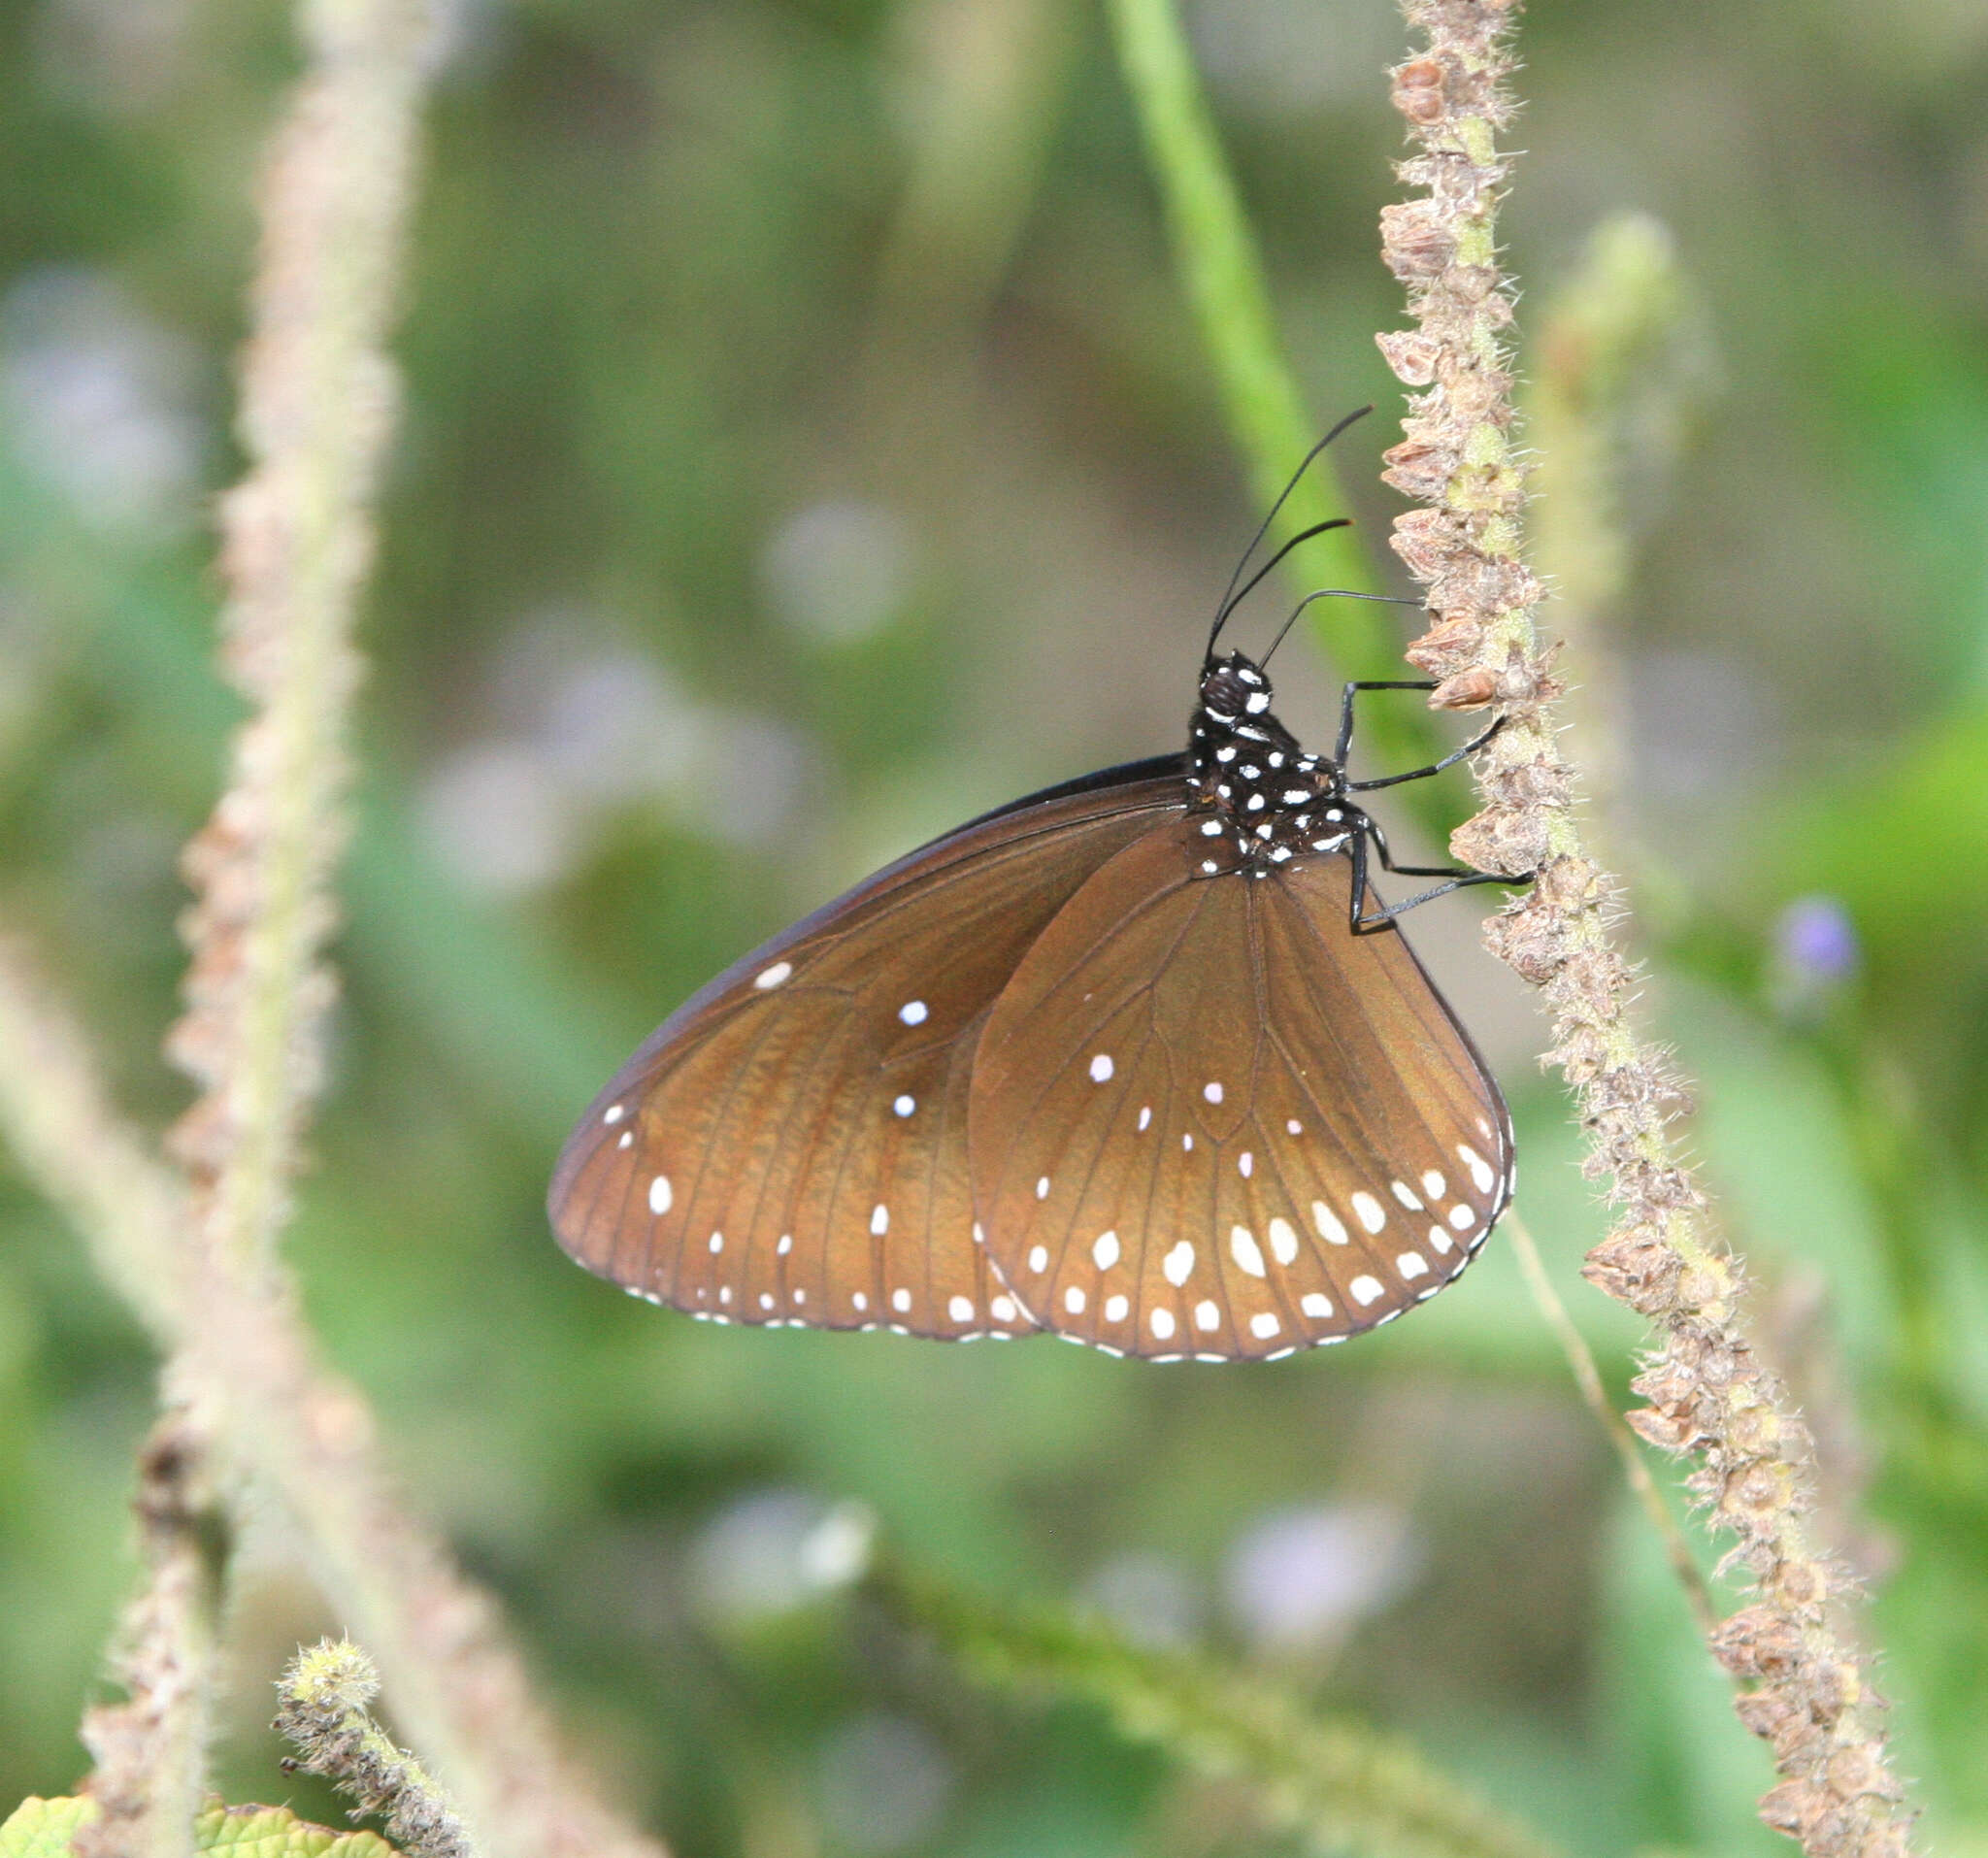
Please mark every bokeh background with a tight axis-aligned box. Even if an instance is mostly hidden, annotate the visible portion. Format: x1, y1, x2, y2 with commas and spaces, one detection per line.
4, 0, 1987, 1853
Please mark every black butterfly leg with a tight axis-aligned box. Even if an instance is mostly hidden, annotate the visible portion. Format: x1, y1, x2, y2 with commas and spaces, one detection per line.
1335, 680, 1437, 765
1344, 709, 1508, 792
1347, 819, 1529, 934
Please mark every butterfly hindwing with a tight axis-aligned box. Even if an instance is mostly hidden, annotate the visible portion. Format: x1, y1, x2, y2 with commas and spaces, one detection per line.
547, 767, 1185, 1338
966, 817, 1512, 1359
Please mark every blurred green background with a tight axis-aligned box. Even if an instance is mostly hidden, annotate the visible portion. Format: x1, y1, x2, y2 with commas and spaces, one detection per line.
3, 0, 1987, 1853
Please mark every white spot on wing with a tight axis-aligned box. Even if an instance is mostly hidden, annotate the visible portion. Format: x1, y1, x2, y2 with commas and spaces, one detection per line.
1064, 1285, 1086, 1315
1422, 1170, 1446, 1200
755, 961, 792, 989
1163, 1241, 1195, 1286
1036, 1176, 1050, 1200
1195, 1300, 1221, 1332
1312, 1201, 1348, 1244
1028, 1244, 1048, 1273
1089, 1052, 1114, 1082
899, 998, 928, 1025
1391, 1179, 1423, 1211
1458, 1142, 1496, 1193
990, 1295, 1018, 1322
893, 1094, 915, 1117
1249, 1311, 1281, 1340
1230, 1225, 1267, 1277
1350, 1274, 1384, 1307
1449, 1204, 1476, 1231
778, 1233, 793, 1254
648, 1175, 672, 1215
1287, 1118, 1303, 1135
1104, 1293, 1129, 1322
1204, 1080, 1224, 1104
603, 1104, 624, 1125
1397, 1251, 1430, 1280
852, 1291, 868, 1311
948, 1295, 975, 1322
1093, 1230, 1121, 1271
871, 1203, 889, 1236
1150, 1307, 1176, 1340
1429, 1225, 1453, 1255
1301, 1292, 1333, 1318
709, 1231, 724, 1253
1267, 1217, 1299, 1266
892, 1287, 911, 1312
1138, 1105, 1152, 1131
617, 1131, 633, 1149
1238, 1151, 1254, 1178
1351, 1191, 1386, 1234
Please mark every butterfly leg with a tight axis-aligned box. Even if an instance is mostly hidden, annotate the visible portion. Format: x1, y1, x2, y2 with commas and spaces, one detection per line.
1342, 705, 1508, 792
1334, 680, 1433, 764
1347, 820, 1527, 934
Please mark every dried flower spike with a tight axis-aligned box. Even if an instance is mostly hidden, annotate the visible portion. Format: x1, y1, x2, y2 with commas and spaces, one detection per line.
1375, 4, 1913, 1852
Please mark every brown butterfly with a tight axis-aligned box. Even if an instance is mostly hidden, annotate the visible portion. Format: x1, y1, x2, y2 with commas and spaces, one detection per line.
549, 433, 1521, 1360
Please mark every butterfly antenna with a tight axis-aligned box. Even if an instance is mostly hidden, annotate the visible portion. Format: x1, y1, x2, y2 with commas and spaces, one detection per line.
1261, 587, 1426, 668
1212, 518, 1351, 637
1207, 405, 1373, 662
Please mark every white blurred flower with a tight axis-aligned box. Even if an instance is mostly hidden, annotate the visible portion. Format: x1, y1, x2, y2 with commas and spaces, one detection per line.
1083, 1550, 1203, 1650
0, 267, 205, 534
688, 1489, 876, 1626
816, 1713, 953, 1854
430, 612, 821, 888
760, 498, 917, 645
681, 709, 815, 849
533, 647, 699, 802
1222, 1500, 1417, 1654
418, 740, 579, 896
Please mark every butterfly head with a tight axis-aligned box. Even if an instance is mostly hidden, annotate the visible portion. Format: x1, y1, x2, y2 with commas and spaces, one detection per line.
1197, 652, 1276, 725
1187, 652, 1356, 877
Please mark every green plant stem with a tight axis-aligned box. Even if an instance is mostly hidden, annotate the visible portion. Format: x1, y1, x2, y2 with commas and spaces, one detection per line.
876, 1557, 1561, 1858
1104, 0, 1441, 787
1505, 1211, 1720, 1641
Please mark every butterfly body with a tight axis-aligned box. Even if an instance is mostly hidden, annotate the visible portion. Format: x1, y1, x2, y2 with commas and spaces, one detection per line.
1187, 651, 1368, 879
549, 644, 1516, 1361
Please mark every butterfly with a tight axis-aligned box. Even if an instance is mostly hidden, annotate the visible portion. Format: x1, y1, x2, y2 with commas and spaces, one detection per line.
548, 427, 1521, 1361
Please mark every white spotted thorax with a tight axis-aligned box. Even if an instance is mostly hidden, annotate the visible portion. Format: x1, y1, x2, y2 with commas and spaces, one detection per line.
1187, 651, 1359, 878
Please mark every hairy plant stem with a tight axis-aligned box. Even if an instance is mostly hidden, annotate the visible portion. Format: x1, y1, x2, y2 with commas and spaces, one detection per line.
1375, 3, 1913, 1851
73, 1407, 228, 1858
0, 1, 669, 1850
277, 1641, 479, 1858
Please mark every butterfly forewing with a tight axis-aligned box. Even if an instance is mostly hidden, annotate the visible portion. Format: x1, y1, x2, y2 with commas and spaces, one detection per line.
547, 768, 1185, 1339
966, 819, 1511, 1360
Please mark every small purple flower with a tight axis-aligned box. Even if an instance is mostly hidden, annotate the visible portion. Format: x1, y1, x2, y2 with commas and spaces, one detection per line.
1768, 896, 1859, 1022
1774, 897, 1860, 987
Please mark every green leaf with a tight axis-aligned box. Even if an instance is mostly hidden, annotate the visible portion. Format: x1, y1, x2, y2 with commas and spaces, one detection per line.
193, 1801, 402, 1856
0, 1797, 93, 1858
0, 1798, 404, 1858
